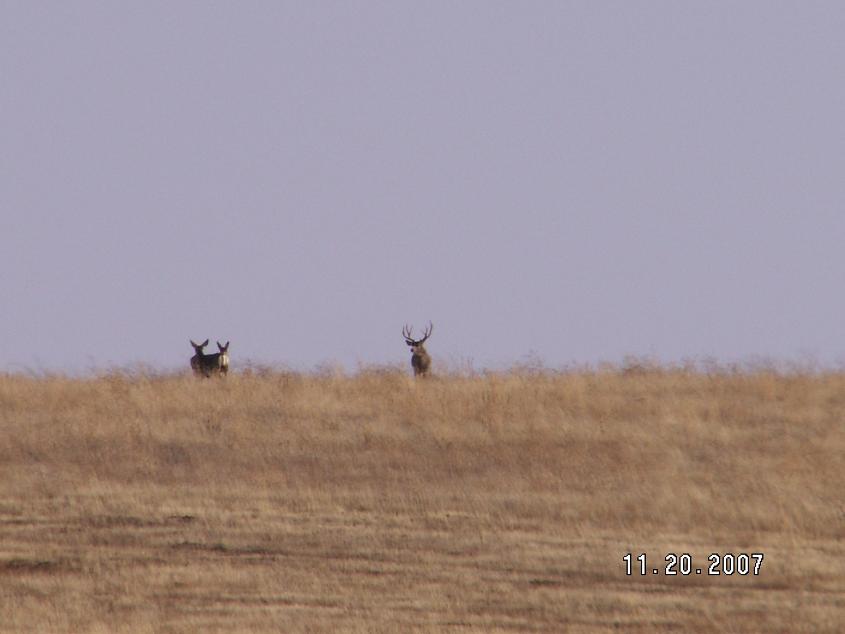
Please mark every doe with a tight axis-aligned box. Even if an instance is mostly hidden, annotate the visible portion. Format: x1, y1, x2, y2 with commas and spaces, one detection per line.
189, 339, 229, 377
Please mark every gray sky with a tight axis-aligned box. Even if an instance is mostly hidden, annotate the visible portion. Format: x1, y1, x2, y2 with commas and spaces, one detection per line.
3, 2, 845, 373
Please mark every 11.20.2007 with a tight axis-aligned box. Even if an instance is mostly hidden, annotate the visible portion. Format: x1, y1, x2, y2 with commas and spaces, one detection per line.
623, 552, 764, 576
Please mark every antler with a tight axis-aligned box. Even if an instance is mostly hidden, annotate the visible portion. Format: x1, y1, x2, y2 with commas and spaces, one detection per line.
418, 322, 433, 344
402, 325, 415, 344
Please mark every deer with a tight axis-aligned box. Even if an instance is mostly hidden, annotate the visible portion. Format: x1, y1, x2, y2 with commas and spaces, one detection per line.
189, 339, 229, 377
216, 341, 230, 375
402, 322, 433, 377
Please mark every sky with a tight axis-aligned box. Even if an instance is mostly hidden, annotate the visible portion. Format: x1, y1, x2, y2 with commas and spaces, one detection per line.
2, 1, 845, 373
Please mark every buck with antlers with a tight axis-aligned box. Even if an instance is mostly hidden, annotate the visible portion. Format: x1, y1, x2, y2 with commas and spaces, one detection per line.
402, 322, 433, 377
189, 339, 230, 377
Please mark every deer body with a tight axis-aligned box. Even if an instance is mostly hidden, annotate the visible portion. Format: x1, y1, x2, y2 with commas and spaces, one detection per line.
403, 323, 433, 377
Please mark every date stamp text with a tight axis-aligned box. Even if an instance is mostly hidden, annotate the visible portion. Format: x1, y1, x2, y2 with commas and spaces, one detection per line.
623, 552, 764, 576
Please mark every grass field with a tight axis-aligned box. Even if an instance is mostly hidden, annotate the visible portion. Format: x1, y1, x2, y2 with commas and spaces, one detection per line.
0, 366, 842, 632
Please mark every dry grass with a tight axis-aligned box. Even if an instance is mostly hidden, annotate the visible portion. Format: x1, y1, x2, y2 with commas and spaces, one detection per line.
0, 367, 842, 632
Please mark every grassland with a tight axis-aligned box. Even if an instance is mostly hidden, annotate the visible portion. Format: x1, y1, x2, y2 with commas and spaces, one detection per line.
0, 366, 842, 632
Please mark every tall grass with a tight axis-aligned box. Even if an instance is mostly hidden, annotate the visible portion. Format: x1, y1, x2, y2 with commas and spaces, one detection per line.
0, 367, 841, 632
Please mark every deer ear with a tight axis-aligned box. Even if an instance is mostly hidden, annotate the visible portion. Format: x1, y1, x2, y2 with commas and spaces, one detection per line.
202, 339, 209, 347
